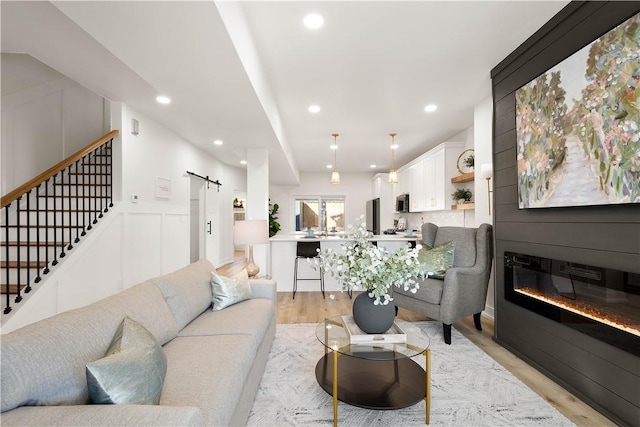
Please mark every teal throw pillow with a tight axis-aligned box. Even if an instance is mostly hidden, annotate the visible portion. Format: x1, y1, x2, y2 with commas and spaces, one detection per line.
86, 317, 167, 405
417, 241, 455, 280
211, 269, 252, 311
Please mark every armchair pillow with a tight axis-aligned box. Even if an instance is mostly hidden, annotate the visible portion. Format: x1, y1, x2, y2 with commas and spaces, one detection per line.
417, 241, 455, 279
210, 269, 252, 311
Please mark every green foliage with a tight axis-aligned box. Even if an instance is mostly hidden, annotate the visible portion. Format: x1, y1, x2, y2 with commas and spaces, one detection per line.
268, 202, 280, 238
452, 188, 472, 201
464, 153, 475, 169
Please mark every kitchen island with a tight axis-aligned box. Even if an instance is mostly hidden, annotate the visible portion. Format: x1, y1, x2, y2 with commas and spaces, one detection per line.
270, 233, 419, 293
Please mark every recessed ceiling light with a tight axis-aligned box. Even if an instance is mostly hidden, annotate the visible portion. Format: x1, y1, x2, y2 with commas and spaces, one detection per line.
370, 164, 377, 168
156, 95, 171, 104
304, 14, 324, 29
326, 164, 333, 169
240, 160, 247, 165
213, 139, 223, 146
308, 105, 321, 113
424, 104, 437, 113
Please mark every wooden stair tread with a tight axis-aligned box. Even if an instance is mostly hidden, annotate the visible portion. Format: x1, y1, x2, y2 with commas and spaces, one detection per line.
20, 209, 101, 213
0, 241, 68, 247
39, 194, 110, 198
0, 284, 27, 294
1, 261, 47, 269
5, 224, 84, 228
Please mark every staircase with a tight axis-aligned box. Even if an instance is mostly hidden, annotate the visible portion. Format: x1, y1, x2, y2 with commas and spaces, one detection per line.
1, 130, 119, 315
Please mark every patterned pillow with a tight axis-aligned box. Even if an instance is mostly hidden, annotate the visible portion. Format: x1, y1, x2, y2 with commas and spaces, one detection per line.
417, 241, 456, 280
86, 317, 167, 405
210, 269, 252, 311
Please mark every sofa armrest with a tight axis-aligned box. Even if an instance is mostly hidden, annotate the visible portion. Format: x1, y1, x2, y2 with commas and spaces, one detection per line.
0, 404, 202, 427
249, 278, 277, 300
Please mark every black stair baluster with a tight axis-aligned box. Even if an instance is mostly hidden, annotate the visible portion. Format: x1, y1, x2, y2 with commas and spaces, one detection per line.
4, 204, 12, 314
99, 147, 104, 218
35, 184, 41, 283
74, 161, 80, 243
15, 196, 22, 303
67, 165, 73, 251
81, 155, 88, 235
92, 151, 97, 226
25, 191, 31, 293
107, 139, 113, 209
53, 174, 59, 265
43, 179, 50, 274
59, 170, 66, 259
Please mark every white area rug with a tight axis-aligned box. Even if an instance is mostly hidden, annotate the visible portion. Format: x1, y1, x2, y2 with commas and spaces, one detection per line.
248, 322, 574, 426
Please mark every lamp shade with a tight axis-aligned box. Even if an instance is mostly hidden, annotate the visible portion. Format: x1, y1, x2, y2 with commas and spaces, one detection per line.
233, 220, 269, 245
480, 163, 493, 179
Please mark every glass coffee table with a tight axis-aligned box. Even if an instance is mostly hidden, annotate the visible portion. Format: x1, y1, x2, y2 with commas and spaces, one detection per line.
315, 315, 431, 426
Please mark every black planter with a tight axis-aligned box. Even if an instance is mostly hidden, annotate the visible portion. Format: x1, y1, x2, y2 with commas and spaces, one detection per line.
352, 292, 396, 334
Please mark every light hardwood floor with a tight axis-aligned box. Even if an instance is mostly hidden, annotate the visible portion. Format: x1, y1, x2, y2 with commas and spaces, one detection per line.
218, 255, 614, 427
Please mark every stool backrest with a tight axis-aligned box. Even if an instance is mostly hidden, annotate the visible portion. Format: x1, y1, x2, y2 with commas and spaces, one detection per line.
297, 241, 321, 258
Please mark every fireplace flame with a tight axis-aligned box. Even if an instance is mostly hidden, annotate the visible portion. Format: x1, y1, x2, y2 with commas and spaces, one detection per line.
515, 287, 640, 338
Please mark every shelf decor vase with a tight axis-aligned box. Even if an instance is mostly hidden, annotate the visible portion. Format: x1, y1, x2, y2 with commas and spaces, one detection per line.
352, 293, 396, 334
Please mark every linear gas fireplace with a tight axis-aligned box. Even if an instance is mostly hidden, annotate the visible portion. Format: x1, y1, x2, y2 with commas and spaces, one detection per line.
504, 252, 640, 357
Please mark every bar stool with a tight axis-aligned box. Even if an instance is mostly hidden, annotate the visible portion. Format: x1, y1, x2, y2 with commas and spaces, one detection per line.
293, 241, 324, 299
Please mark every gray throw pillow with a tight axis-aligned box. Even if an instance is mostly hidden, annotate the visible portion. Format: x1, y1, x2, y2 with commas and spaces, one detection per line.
417, 241, 455, 279
86, 317, 167, 405
211, 269, 252, 311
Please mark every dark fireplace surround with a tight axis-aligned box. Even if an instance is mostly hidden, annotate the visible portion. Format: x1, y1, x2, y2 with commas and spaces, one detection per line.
491, 2, 640, 426
504, 252, 640, 357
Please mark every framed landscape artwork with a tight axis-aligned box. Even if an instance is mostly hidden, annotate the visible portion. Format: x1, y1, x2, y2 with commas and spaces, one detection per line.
515, 12, 640, 209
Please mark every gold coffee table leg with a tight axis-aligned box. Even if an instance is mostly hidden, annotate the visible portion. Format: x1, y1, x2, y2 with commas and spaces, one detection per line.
424, 349, 431, 424
333, 349, 338, 427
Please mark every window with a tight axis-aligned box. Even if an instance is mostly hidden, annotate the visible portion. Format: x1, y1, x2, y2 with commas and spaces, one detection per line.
294, 197, 345, 232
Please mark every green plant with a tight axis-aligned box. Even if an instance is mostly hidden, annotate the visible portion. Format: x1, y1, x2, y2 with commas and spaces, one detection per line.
268, 202, 281, 237
452, 188, 472, 202
310, 216, 426, 305
464, 153, 475, 169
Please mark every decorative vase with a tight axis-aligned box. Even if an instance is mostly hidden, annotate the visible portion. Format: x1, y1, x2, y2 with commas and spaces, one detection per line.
352, 292, 396, 334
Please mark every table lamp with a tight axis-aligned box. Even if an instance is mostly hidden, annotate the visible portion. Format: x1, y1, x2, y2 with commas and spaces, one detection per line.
233, 220, 269, 278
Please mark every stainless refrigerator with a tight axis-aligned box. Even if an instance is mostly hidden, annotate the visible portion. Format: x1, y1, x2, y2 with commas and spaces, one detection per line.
365, 198, 380, 235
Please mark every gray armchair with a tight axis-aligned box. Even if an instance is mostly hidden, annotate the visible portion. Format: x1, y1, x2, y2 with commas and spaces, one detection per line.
393, 222, 493, 344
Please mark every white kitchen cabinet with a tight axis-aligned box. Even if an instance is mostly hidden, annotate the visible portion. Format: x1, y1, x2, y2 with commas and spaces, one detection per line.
406, 142, 465, 212
409, 160, 425, 212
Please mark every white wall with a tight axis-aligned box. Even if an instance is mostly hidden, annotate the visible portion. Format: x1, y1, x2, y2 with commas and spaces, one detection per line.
474, 96, 495, 320
269, 172, 374, 236
1, 53, 106, 195
2, 102, 246, 333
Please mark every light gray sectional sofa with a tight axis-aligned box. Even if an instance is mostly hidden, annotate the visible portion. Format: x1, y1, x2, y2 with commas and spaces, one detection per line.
1, 259, 277, 426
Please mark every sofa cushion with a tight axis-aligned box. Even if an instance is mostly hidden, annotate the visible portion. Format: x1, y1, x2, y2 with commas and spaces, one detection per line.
87, 317, 167, 405
160, 334, 257, 426
179, 298, 274, 348
211, 269, 252, 311
151, 259, 215, 330
96, 281, 179, 346
1, 281, 177, 413
417, 241, 455, 279
394, 277, 444, 305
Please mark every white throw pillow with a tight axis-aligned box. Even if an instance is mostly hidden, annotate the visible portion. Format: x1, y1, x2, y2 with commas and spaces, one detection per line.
210, 269, 252, 311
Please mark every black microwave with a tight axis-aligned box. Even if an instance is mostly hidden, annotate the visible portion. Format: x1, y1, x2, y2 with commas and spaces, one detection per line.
396, 194, 409, 212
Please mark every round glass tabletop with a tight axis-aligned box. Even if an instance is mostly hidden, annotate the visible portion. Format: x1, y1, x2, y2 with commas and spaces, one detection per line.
315, 315, 430, 361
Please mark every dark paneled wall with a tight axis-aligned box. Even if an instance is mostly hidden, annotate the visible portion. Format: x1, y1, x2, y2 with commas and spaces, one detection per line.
490, 2, 640, 426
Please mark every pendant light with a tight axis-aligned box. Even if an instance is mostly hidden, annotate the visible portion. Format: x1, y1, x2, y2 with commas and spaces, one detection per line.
388, 133, 399, 184
330, 133, 340, 184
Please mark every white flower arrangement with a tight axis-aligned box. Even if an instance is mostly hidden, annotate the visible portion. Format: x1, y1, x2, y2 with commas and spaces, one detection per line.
310, 216, 425, 305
